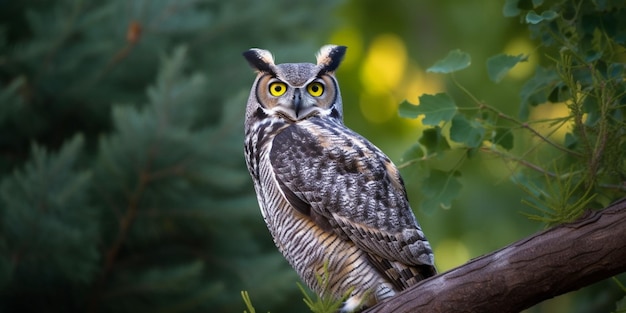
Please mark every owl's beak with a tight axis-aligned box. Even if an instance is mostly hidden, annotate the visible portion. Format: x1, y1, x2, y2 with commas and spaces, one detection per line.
293, 89, 303, 117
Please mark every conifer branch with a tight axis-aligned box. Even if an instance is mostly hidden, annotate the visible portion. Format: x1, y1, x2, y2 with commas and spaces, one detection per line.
88, 169, 150, 313
102, 169, 149, 275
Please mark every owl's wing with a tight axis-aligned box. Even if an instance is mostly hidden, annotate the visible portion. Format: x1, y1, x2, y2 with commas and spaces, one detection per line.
269, 119, 435, 268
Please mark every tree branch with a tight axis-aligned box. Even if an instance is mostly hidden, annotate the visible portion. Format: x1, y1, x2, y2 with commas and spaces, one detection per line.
365, 198, 626, 313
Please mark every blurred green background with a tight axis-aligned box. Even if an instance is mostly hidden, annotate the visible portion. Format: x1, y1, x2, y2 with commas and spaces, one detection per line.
0, 0, 623, 312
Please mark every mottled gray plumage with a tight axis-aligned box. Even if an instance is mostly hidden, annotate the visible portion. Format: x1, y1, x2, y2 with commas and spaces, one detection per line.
243, 45, 436, 312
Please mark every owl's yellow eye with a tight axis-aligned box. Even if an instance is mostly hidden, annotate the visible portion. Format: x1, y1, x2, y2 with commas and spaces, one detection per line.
269, 82, 287, 97
307, 82, 324, 97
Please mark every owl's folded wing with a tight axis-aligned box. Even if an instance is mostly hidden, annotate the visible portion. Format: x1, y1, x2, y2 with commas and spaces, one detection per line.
270, 120, 435, 267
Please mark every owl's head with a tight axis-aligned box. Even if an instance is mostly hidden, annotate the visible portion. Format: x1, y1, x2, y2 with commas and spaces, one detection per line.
243, 45, 347, 123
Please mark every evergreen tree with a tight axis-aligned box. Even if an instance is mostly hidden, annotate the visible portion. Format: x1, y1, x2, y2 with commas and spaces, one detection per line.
0, 1, 340, 312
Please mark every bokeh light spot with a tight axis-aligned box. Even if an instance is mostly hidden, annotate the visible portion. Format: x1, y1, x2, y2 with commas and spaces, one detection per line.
529, 101, 572, 142
360, 33, 407, 93
434, 238, 470, 271
359, 92, 396, 124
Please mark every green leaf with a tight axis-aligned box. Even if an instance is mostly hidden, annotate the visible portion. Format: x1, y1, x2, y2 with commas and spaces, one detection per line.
494, 128, 514, 150
401, 142, 426, 162
525, 10, 558, 24
398, 100, 419, 118
420, 170, 462, 212
583, 96, 601, 126
607, 63, 625, 82
519, 67, 559, 119
564, 132, 578, 149
450, 114, 485, 148
426, 49, 471, 73
419, 127, 450, 156
532, 0, 544, 6
525, 11, 543, 24
502, 0, 521, 17
486, 54, 528, 83
399, 93, 457, 125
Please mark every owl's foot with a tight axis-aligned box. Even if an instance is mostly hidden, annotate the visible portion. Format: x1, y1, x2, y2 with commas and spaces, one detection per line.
339, 295, 367, 313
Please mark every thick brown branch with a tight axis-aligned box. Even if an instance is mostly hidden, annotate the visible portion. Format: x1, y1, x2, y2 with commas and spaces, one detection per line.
366, 198, 626, 313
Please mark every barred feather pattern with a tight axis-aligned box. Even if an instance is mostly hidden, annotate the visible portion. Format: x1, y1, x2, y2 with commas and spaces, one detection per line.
244, 115, 435, 309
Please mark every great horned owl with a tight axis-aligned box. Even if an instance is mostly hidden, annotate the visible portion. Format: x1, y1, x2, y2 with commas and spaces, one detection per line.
243, 45, 436, 312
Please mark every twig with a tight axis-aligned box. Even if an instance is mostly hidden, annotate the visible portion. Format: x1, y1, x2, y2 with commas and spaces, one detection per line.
480, 146, 559, 178
450, 75, 582, 158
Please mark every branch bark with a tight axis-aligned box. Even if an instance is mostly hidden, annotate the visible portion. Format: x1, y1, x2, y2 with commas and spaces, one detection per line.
365, 198, 626, 313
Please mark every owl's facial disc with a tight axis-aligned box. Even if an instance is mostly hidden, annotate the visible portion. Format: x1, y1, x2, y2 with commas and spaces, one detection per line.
257, 74, 336, 122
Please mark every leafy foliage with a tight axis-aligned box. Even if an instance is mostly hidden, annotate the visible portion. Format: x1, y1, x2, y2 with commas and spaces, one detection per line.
425, 49, 471, 74
400, 0, 626, 220
419, 170, 462, 212
486, 54, 528, 83
450, 114, 485, 148
398, 93, 457, 125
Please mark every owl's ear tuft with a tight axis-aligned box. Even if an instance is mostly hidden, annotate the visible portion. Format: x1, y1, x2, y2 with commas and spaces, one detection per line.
243, 48, 276, 73
316, 45, 347, 74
